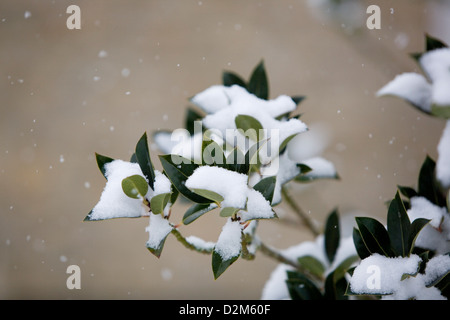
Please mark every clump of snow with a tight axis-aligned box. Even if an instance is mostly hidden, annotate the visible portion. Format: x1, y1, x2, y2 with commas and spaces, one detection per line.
376, 72, 432, 112
349, 253, 421, 295
89, 160, 172, 220
185, 236, 215, 252
146, 213, 173, 249
185, 165, 275, 221
377, 48, 450, 111
153, 170, 172, 196
185, 166, 248, 208
89, 160, 151, 220
407, 196, 450, 254
301, 157, 338, 180
241, 189, 274, 221
350, 253, 449, 300
437, 120, 450, 189
214, 218, 242, 261
261, 234, 357, 300
191, 85, 307, 165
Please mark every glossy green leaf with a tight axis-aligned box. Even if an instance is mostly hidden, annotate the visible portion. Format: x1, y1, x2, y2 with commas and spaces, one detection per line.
286, 271, 323, 300
387, 192, 411, 257
355, 217, 394, 257
352, 227, 371, 259
325, 209, 340, 263
159, 154, 211, 204
202, 139, 226, 167
183, 203, 218, 225
150, 193, 171, 215
147, 234, 171, 258
222, 71, 247, 89
248, 60, 269, 100
212, 250, 240, 280
425, 33, 448, 51
418, 156, 446, 207
252, 176, 276, 203
397, 185, 418, 199
191, 188, 224, 205
220, 207, 241, 217
234, 114, 264, 142
324, 270, 349, 300
121, 175, 149, 199
297, 256, 325, 279
135, 132, 156, 190
185, 107, 204, 135
95, 153, 114, 179
409, 218, 430, 255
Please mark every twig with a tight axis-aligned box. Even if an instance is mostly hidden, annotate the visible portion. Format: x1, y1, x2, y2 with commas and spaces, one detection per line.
281, 186, 320, 237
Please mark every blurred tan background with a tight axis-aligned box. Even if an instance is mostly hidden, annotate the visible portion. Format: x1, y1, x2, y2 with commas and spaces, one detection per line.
1, 0, 449, 299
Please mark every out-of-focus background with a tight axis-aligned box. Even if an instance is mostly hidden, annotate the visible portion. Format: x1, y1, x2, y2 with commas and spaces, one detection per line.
1, 0, 449, 299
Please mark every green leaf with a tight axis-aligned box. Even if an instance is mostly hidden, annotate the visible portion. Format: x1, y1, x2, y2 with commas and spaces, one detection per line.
95, 153, 114, 179
234, 114, 264, 142
425, 33, 448, 51
150, 193, 171, 215
324, 270, 349, 300
409, 218, 430, 254
325, 209, 340, 263
418, 156, 446, 207
220, 207, 241, 217
185, 107, 204, 135
355, 217, 394, 257
286, 271, 323, 300
135, 132, 156, 190
297, 256, 325, 279
159, 154, 212, 204
248, 60, 269, 100
212, 250, 240, 280
431, 104, 450, 119
121, 175, 149, 199
147, 234, 171, 258
202, 139, 226, 167
352, 227, 371, 259
252, 176, 276, 203
398, 185, 418, 199
291, 95, 306, 106
183, 203, 218, 225
191, 188, 224, 205
222, 71, 247, 89
387, 191, 411, 257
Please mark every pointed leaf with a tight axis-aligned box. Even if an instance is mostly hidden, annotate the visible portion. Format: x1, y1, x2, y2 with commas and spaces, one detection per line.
183, 203, 218, 225
397, 185, 418, 199
135, 132, 156, 190
159, 154, 211, 204
425, 33, 448, 51
248, 61, 269, 100
222, 71, 247, 88
291, 95, 306, 106
121, 175, 149, 199
95, 153, 114, 179
150, 193, 171, 215
286, 271, 323, 300
212, 250, 239, 280
252, 176, 276, 203
190, 188, 224, 205
297, 256, 325, 279
409, 218, 430, 254
324, 271, 349, 300
325, 209, 340, 263
234, 114, 264, 142
355, 217, 394, 257
387, 192, 411, 257
418, 156, 446, 207
185, 107, 204, 135
220, 207, 240, 217
352, 227, 371, 259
